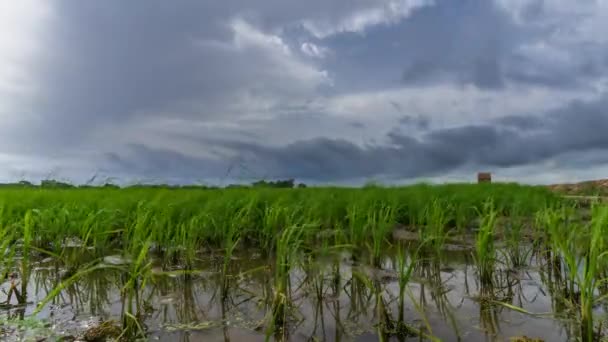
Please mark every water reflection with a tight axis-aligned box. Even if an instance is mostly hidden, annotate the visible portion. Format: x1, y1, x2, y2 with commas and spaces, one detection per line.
0, 245, 591, 341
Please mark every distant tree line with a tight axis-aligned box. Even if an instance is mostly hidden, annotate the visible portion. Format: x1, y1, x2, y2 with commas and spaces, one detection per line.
251, 179, 307, 188
0, 178, 307, 189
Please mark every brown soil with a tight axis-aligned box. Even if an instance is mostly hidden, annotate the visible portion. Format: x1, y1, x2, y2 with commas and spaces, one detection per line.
547, 179, 608, 195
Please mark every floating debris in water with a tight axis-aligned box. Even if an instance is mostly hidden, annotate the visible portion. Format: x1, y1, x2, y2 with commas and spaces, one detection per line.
82, 320, 121, 342
163, 321, 218, 332
61, 238, 85, 248
102, 255, 132, 266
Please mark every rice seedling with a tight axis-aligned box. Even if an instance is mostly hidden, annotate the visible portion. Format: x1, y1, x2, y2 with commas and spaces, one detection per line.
474, 200, 498, 286
369, 204, 396, 265
395, 244, 416, 337
537, 204, 608, 341
417, 199, 452, 259
266, 223, 307, 341
0, 183, 583, 341
578, 205, 608, 341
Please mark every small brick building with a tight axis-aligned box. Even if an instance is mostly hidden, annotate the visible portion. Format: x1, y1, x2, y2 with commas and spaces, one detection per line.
477, 172, 492, 183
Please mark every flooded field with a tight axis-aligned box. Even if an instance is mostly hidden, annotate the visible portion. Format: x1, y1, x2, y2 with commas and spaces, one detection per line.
0, 185, 606, 341
2, 245, 598, 341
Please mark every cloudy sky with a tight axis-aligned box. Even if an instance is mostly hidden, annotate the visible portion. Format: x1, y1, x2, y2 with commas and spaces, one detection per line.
2, 0, 608, 185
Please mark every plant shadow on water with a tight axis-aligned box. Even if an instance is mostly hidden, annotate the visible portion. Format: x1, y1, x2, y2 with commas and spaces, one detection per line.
0, 186, 606, 341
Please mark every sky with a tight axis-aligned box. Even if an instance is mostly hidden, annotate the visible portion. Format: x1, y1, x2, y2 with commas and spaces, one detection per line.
2, 0, 608, 186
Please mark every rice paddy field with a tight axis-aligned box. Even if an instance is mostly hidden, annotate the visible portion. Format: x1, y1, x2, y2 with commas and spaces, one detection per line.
1, 183, 607, 341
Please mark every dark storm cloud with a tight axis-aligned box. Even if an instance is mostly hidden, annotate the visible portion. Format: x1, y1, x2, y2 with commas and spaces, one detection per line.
21, 0, 399, 149
495, 115, 544, 130
4, 0, 608, 184
398, 115, 431, 130
349, 121, 366, 129
321, 0, 520, 90
103, 144, 231, 182
108, 97, 608, 182
320, 0, 605, 91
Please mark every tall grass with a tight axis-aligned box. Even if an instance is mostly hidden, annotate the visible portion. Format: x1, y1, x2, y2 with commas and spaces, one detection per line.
266, 224, 307, 341
418, 199, 450, 256
475, 200, 498, 286
0, 183, 563, 340
537, 204, 608, 341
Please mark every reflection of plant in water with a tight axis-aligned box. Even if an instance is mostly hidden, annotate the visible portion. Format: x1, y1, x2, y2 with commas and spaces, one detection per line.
473, 269, 524, 339
351, 254, 442, 342
344, 267, 374, 324
478, 287, 501, 338
330, 260, 344, 342
351, 270, 393, 342
415, 253, 463, 340
156, 272, 204, 327
0, 316, 57, 341
304, 258, 327, 341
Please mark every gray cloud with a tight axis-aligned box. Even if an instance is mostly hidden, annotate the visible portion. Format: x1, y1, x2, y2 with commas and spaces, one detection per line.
398, 115, 431, 130
3, 0, 346, 152
319, 0, 608, 92
105, 97, 608, 182
2, 0, 608, 184
316, 0, 522, 90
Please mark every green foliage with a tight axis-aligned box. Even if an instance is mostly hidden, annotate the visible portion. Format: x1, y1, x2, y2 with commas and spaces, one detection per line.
0, 183, 558, 256
0, 182, 567, 340
252, 179, 296, 188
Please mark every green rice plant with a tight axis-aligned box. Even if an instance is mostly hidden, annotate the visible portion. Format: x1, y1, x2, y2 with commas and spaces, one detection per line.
396, 244, 416, 331
120, 238, 153, 340
368, 204, 395, 265
0, 206, 16, 284
536, 206, 578, 304
537, 204, 608, 342
346, 203, 367, 248
0, 181, 565, 340
453, 201, 474, 236
474, 199, 497, 286
221, 213, 242, 301
501, 211, 534, 270
418, 199, 450, 256
346, 202, 394, 264
578, 205, 608, 341
260, 201, 302, 255
3, 210, 37, 307
266, 224, 307, 341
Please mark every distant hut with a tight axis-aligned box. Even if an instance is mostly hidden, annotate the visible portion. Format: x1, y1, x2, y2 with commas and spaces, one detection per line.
477, 172, 492, 183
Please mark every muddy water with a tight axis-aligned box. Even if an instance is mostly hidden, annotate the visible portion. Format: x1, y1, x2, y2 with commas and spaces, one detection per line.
0, 245, 598, 342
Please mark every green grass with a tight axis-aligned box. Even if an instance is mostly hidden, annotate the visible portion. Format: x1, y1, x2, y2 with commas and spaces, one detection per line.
0, 183, 557, 255
0, 182, 587, 341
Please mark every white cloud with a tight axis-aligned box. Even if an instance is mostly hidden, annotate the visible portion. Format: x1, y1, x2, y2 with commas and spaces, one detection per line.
190, 18, 332, 120
300, 42, 329, 58
301, 0, 433, 38
324, 83, 594, 129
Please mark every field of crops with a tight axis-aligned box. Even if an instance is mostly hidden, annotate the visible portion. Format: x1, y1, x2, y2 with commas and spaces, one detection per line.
0, 184, 607, 341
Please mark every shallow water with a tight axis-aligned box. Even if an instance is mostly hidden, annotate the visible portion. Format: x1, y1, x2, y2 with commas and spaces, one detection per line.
2, 241, 602, 342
